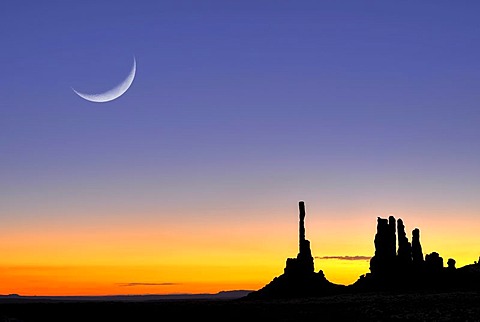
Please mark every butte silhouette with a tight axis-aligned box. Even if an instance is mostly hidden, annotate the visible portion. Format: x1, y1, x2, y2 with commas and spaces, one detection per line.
246, 201, 480, 299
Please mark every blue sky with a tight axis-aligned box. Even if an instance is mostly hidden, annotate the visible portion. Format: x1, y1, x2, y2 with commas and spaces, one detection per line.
2, 0, 480, 224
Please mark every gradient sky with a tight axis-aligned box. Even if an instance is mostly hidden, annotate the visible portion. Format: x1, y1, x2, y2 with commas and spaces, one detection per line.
1, 1, 480, 295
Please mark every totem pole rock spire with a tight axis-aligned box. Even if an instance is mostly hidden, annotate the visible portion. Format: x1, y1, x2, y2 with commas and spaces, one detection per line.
283, 201, 314, 276
247, 200, 344, 299
299, 200, 306, 253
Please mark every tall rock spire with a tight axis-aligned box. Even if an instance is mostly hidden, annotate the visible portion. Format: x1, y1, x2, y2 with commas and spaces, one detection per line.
247, 201, 345, 299
412, 228, 424, 270
397, 218, 412, 270
297, 201, 314, 274
299, 200, 306, 253
284, 201, 314, 276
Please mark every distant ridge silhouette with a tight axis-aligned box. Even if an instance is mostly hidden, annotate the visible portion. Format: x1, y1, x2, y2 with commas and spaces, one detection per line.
246, 201, 480, 299
0, 290, 252, 303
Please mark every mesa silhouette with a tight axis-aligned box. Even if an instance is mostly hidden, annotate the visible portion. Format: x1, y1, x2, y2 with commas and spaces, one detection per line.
246, 201, 480, 299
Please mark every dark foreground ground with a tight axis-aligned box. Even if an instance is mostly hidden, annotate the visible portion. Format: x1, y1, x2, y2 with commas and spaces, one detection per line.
1, 291, 479, 322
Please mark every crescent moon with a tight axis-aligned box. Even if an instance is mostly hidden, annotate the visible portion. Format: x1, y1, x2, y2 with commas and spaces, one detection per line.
72, 56, 136, 103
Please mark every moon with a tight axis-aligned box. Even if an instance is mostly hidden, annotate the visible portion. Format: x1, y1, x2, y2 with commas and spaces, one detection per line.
72, 56, 136, 103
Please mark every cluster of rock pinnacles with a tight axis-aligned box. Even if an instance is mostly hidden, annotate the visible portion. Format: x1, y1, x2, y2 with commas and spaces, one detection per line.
246, 201, 480, 299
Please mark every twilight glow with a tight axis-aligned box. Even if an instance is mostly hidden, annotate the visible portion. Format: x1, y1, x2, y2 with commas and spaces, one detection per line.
1, 1, 480, 295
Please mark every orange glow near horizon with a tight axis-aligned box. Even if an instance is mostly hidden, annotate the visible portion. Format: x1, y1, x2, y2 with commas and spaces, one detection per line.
0, 264, 270, 296
0, 209, 479, 296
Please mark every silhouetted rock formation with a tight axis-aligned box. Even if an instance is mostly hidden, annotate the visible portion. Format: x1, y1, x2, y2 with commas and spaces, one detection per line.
246, 201, 344, 299
246, 202, 480, 299
396, 218, 412, 272
284, 201, 314, 276
352, 215, 480, 293
411, 228, 424, 270
369, 217, 396, 278
447, 258, 456, 270
425, 251, 444, 273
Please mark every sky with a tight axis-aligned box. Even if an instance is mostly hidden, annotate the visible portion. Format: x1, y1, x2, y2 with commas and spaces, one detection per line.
1, 0, 480, 295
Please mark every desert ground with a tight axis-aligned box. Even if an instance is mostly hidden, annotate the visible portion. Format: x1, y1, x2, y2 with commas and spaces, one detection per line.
0, 291, 479, 322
